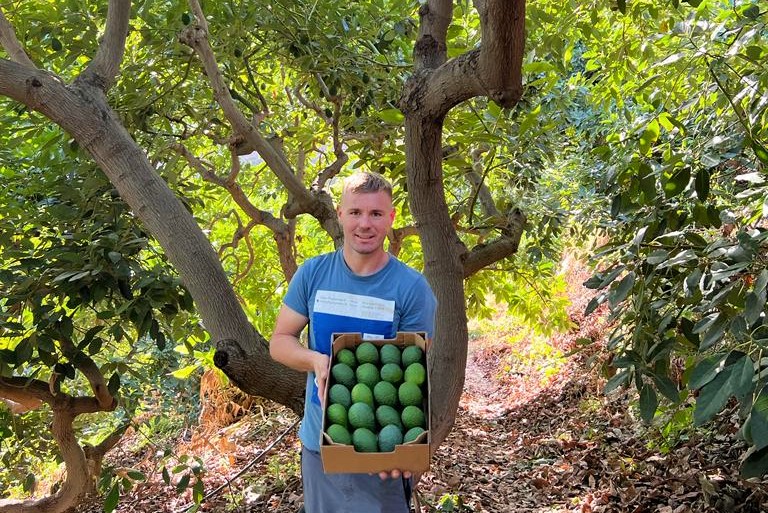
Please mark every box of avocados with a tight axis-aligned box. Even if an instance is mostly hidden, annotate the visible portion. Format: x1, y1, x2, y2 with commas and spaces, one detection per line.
320, 332, 431, 474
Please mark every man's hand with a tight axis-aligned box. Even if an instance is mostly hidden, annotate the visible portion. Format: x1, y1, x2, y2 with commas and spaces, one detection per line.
312, 351, 330, 406
377, 469, 411, 480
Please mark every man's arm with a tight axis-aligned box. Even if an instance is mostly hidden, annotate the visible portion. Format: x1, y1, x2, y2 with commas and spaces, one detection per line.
269, 304, 330, 402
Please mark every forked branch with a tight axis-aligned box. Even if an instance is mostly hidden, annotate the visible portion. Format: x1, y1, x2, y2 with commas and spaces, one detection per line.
76, 0, 131, 91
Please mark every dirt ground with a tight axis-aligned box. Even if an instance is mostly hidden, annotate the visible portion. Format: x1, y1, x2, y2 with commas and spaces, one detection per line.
74, 273, 768, 513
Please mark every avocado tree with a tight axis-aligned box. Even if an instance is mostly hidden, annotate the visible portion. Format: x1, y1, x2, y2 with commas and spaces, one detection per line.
566, 0, 768, 475
0, 0, 531, 510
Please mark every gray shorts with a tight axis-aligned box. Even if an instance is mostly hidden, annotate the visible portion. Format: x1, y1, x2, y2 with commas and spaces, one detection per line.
301, 445, 411, 513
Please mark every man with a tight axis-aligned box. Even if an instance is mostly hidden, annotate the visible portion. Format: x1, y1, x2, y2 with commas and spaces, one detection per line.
269, 171, 437, 513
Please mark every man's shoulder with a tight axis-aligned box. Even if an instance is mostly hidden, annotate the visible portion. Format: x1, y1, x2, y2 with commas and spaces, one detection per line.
389, 256, 426, 278
300, 250, 339, 269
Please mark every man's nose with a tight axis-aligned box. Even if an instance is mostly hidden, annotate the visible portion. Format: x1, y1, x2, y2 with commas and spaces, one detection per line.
358, 214, 372, 227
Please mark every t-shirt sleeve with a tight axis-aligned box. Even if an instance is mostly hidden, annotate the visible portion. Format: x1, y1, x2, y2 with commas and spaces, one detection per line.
398, 276, 437, 339
282, 261, 310, 317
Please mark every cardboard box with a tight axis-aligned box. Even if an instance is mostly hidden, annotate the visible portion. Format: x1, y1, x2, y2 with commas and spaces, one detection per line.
320, 332, 431, 474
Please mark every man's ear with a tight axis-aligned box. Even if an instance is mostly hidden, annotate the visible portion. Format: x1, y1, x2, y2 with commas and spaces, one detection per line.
389, 208, 396, 222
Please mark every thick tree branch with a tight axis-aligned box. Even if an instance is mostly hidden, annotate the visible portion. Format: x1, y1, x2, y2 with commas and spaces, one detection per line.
413, 0, 453, 71
0, 376, 56, 405
0, 9, 36, 68
314, 111, 348, 190
174, 144, 299, 279
401, 0, 525, 119
466, 149, 501, 223
477, 0, 526, 107
388, 225, 419, 257
1, 397, 42, 414
83, 423, 130, 462
60, 338, 115, 410
462, 208, 526, 277
76, 0, 131, 91
180, 2, 301, 198
292, 87, 348, 191
401, 50, 485, 119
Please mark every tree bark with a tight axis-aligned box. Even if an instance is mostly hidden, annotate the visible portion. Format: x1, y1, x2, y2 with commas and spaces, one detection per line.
405, 115, 471, 448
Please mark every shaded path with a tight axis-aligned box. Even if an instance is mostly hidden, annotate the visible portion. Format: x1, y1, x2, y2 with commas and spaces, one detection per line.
420, 343, 768, 513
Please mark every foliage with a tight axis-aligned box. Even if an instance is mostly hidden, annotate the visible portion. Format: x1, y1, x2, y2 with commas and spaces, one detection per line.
576, 0, 768, 475
0, 119, 201, 496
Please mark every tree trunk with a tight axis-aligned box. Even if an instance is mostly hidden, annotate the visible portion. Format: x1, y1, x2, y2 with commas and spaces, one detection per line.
404, 115, 469, 449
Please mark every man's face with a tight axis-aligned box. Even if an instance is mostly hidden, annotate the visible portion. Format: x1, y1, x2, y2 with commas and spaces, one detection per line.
337, 190, 395, 256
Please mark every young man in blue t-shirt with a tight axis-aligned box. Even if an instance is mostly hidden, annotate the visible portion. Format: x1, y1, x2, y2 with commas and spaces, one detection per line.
269, 171, 436, 513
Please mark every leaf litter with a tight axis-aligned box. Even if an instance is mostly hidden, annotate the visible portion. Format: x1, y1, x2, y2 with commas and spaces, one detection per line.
74, 266, 768, 512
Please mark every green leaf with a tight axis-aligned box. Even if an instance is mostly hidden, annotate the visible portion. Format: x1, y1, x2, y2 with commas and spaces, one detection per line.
750, 386, 768, 451
192, 480, 204, 504
732, 354, 755, 401
745, 291, 766, 325
652, 374, 681, 403
741, 446, 768, 478
604, 369, 630, 394
162, 466, 171, 485
639, 119, 660, 155
156, 331, 167, 351
657, 249, 697, 269
694, 169, 710, 201
14, 339, 33, 365
663, 167, 691, 198
51, 37, 63, 52
751, 139, 768, 166
584, 294, 604, 315
609, 272, 635, 308
699, 314, 729, 351
127, 470, 146, 481
81, 325, 105, 346
689, 353, 725, 390
107, 372, 121, 396
639, 384, 658, 423
176, 473, 191, 493
23, 472, 36, 493
377, 109, 404, 124
646, 249, 669, 264
694, 365, 735, 425
694, 354, 753, 426
104, 482, 119, 513
617, 0, 626, 14
755, 270, 768, 295
171, 364, 200, 379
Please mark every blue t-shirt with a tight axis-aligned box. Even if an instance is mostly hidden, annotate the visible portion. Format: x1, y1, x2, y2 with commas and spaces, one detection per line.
282, 249, 437, 451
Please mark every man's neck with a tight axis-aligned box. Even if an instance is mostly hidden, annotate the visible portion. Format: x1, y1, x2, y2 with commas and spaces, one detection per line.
342, 248, 389, 276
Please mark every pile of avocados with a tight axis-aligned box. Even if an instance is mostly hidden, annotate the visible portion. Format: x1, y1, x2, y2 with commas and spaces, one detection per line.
324, 341, 427, 453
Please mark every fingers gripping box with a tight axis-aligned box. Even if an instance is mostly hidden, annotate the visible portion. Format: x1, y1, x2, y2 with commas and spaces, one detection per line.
320, 332, 431, 474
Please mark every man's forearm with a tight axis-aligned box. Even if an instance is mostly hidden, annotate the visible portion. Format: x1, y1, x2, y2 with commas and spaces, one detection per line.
270, 334, 326, 374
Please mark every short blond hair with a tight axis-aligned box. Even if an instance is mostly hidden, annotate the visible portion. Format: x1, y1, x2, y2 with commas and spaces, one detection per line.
342, 171, 393, 199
